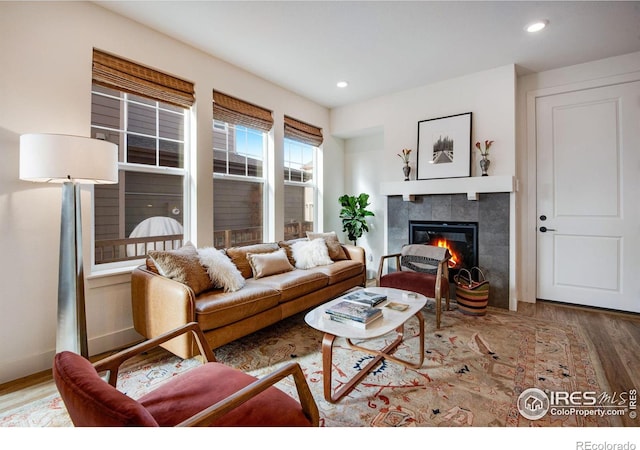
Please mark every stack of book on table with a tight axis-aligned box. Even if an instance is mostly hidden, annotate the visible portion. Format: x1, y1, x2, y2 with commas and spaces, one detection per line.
325, 299, 383, 328
340, 290, 387, 307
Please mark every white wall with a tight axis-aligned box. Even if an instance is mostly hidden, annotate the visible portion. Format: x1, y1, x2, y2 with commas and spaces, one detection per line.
0, 1, 333, 383
332, 65, 517, 283
343, 131, 385, 278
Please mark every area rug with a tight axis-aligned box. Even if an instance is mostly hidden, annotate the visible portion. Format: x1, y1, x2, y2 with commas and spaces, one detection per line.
0, 304, 616, 427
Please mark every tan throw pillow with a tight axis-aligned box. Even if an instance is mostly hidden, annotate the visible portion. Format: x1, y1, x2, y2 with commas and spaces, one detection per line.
291, 238, 334, 269
225, 243, 280, 279
306, 231, 348, 261
148, 242, 214, 295
246, 248, 294, 279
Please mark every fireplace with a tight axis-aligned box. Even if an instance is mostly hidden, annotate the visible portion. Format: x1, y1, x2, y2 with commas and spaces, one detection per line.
409, 220, 478, 278
388, 193, 509, 309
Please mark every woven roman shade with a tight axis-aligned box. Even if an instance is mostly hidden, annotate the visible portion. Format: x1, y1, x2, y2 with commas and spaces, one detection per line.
92, 49, 195, 108
284, 116, 323, 147
213, 91, 273, 132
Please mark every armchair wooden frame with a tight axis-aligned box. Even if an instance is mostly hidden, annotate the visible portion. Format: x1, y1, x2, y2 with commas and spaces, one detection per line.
376, 250, 451, 329
91, 322, 319, 427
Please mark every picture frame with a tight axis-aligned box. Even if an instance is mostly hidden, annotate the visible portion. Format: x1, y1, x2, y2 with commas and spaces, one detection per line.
416, 112, 472, 180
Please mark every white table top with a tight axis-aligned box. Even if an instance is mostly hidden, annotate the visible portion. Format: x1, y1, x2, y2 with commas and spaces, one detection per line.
304, 286, 427, 340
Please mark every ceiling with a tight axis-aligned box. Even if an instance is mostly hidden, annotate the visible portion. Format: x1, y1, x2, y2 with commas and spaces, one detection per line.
95, 1, 640, 109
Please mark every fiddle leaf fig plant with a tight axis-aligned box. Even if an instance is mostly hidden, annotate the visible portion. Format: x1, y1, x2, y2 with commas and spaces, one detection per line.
339, 193, 375, 245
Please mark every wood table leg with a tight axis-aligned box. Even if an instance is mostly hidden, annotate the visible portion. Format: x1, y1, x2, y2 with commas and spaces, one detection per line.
321, 333, 336, 402
321, 312, 425, 403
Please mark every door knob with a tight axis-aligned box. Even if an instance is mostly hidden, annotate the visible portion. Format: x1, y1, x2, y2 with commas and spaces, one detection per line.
539, 226, 557, 232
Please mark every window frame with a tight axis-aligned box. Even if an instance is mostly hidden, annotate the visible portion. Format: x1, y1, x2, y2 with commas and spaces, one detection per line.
212, 119, 269, 249
283, 136, 318, 237
90, 85, 191, 274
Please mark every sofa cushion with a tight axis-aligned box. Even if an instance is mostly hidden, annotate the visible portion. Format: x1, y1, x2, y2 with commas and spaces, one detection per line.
306, 259, 364, 285
306, 231, 348, 261
197, 247, 245, 292
291, 238, 333, 269
225, 243, 280, 279
195, 284, 281, 330
250, 270, 329, 303
247, 248, 294, 279
148, 242, 214, 295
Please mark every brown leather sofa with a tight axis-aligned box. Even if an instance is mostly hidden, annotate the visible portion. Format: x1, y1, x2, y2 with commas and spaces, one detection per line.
131, 241, 366, 359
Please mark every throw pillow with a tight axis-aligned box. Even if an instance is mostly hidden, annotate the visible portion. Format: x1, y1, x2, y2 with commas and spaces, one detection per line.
291, 238, 334, 269
225, 243, 280, 279
197, 247, 246, 292
306, 231, 348, 261
148, 242, 214, 295
278, 237, 308, 266
246, 248, 294, 279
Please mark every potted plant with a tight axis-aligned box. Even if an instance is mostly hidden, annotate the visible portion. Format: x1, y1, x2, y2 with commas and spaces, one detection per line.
338, 193, 375, 245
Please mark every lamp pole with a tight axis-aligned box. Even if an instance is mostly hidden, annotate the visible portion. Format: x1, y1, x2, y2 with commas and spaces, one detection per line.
57, 181, 88, 357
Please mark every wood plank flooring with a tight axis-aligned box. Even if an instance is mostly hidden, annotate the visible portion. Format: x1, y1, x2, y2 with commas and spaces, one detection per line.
1, 300, 639, 426
517, 300, 640, 427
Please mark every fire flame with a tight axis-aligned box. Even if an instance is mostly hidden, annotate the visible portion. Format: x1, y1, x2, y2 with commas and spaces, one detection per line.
434, 238, 460, 268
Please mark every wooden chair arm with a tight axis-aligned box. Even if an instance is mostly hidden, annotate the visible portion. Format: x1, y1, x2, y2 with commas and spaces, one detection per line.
376, 253, 401, 286
93, 322, 215, 386
177, 361, 320, 427
434, 256, 450, 300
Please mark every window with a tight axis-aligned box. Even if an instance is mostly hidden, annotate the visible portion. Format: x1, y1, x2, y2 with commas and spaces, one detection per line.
283, 116, 322, 240
284, 138, 315, 239
91, 50, 194, 268
212, 91, 273, 249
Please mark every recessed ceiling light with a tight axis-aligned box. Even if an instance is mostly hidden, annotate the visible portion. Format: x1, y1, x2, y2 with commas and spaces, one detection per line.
526, 20, 548, 33
336, 81, 349, 88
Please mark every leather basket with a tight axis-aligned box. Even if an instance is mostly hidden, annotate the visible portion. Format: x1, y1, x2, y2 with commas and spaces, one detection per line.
454, 267, 489, 316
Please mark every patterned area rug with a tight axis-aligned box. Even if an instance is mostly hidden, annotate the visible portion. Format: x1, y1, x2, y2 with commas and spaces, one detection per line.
0, 304, 616, 427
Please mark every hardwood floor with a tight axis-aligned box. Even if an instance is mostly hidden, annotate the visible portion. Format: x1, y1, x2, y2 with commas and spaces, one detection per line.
1, 299, 639, 426
517, 300, 640, 427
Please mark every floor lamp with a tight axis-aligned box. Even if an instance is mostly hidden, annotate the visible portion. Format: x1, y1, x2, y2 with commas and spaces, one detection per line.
20, 134, 118, 358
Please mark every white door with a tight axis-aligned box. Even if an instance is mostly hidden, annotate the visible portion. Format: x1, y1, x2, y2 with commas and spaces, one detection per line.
536, 81, 640, 313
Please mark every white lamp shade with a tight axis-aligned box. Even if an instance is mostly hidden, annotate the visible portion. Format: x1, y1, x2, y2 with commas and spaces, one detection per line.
20, 133, 118, 184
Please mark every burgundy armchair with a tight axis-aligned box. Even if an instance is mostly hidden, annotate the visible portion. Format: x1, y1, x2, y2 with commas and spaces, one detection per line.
53, 322, 319, 427
376, 244, 451, 329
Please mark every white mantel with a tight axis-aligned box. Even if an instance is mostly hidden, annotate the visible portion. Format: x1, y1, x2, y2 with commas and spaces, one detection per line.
380, 175, 516, 201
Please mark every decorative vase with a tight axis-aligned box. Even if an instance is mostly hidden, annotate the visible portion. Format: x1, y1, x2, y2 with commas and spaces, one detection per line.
403, 162, 411, 181
479, 156, 490, 176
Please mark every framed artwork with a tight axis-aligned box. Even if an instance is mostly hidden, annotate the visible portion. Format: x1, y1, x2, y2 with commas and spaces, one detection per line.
416, 112, 472, 180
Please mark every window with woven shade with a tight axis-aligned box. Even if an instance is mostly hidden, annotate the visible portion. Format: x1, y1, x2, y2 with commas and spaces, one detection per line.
283, 116, 321, 239
91, 49, 193, 268
212, 91, 273, 249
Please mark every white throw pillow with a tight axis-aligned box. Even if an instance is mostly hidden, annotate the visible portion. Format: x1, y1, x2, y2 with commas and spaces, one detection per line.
197, 247, 246, 292
291, 238, 334, 269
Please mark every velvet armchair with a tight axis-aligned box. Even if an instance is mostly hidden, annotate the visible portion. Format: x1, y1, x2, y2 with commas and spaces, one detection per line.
376, 244, 451, 329
53, 322, 319, 427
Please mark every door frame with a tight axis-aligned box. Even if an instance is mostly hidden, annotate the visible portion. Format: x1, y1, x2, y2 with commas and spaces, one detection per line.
523, 71, 640, 305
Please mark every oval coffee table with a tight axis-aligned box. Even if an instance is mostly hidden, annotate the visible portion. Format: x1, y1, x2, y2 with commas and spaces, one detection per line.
304, 286, 426, 403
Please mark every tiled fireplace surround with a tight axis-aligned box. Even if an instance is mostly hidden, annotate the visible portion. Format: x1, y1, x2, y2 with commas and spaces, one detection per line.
386, 192, 510, 309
